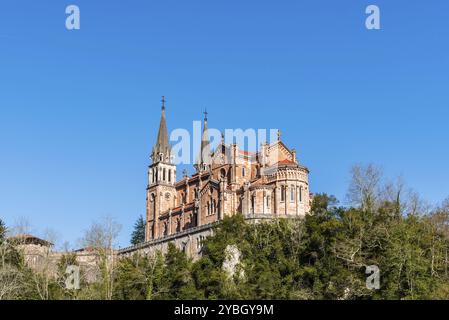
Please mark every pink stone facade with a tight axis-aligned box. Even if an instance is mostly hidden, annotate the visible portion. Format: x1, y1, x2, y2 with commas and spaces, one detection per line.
145, 99, 311, 243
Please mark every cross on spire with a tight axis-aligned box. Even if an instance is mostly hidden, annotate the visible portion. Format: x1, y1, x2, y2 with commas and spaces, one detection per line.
161, 96, 166, 111
203, 109, 208, 121
152, 96, 170, 163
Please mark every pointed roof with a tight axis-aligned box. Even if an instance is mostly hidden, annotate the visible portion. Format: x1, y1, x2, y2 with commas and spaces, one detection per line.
152, 96, 170, 160
195, 111, 211, 169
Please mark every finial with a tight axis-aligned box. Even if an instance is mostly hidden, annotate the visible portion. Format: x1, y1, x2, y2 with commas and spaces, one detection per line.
182, 169, 188, 178
221, 131, 225, 144
277, 129, 281, 141
203, 109, 208, 121
161, 96, 166, 111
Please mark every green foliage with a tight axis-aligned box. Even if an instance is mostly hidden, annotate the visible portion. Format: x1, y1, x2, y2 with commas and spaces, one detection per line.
51, 253, 81, 300
193, 195, 448, 300
130, 215, 146, 245
2, 192, 449, 300
110, 197, 449, 300
114, 252, 164, 300
113, 244, 203, 300
156, 243, 203, 299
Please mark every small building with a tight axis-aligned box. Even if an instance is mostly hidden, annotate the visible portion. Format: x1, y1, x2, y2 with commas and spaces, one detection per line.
9, 234, 53, 271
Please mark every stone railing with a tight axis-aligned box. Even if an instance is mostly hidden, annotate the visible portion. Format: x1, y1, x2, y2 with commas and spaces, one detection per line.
118, 213, 303, 255
118, 222, 219, 255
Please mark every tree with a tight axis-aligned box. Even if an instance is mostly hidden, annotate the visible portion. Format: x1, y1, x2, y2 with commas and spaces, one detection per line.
156, 243, 202, 299
0, 219, 22, 300
311, 193, 338, 216
80, 216, 122, 300
114, 251, 164, 300
0, 219, 6, 241
347, 164, 382, 211
10, 216, 33, 238
193, 215, 310, 299
0, 219, 37, 300
28, 229, 58, 300
50, 252, 84, 300
131, 215, 146, 246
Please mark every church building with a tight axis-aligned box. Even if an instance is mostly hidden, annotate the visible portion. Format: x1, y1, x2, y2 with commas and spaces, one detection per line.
145, 97, 311, 244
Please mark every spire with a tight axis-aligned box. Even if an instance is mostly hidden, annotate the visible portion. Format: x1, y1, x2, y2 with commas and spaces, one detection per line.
201, 110, 210, 161
152, 96, 170, 162
195, 110, 211, 171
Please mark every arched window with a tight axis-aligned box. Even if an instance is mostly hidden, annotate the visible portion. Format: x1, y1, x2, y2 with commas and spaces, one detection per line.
299, 186, 303, 203
163, 168, 166, 181
163, 222, 168, 236
213, 200, 217, 213
281, 186, 285, 202
290, 185, 295, 202
266, 195, 270, 207
242, 167, 246, 177
168, 169, 172, 182
220, 168, 226, 180
207, 202, 210, 215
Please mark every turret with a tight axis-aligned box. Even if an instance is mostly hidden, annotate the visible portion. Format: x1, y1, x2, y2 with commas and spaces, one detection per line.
194, 111, 211, 172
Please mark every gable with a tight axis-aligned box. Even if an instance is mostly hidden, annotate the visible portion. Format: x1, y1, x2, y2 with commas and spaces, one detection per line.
266, 141, 293, 166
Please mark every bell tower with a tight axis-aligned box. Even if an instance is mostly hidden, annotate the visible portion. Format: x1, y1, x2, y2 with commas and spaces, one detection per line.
146, 97, 177, 241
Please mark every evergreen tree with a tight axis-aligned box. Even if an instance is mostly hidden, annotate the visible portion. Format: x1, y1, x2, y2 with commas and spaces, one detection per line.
130, 215, 146, 245
156, 242, 203, 299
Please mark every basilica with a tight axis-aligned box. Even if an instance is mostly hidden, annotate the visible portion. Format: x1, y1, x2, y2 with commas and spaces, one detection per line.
144, 98, 311, 249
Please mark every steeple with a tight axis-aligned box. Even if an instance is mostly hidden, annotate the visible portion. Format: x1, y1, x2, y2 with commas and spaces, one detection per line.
146, 96, 177, 241
152, 96, 171, 163
195, 110, 211, 171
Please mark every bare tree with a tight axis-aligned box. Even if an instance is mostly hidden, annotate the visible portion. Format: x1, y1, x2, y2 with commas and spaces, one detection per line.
347, 164, 383, 211
80, 216, 122, 300
403, 190, 431, 217
427, 198, 449, 277
30, 229, 58, 300
10, 216, 33, 239
381, 176, 406, 215
61, 241, 72, 252
0, 222, 23, 300
0, 264, 22, 300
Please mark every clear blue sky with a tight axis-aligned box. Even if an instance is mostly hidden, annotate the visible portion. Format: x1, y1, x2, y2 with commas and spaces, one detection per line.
1, 1, 448, 248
